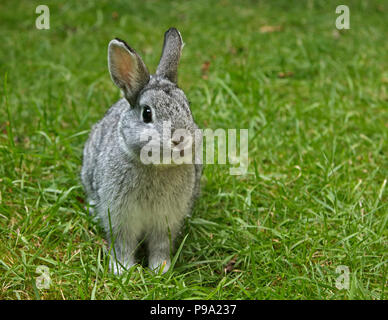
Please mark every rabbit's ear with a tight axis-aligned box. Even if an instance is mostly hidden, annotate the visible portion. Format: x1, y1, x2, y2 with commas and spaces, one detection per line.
108, 39, 150, 106
156, 28, 183, 84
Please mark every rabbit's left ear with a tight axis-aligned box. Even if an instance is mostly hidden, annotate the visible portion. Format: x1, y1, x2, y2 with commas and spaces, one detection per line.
108, 39, 150, 106
156, 28, 183, 84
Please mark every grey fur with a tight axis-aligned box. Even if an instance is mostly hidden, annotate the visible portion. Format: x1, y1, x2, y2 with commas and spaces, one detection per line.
81, 28, 202, 274
156, 28, 183, 84
108, 38, 150, 106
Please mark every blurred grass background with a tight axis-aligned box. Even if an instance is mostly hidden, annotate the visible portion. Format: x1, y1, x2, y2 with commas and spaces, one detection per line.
0, 0, 387, 299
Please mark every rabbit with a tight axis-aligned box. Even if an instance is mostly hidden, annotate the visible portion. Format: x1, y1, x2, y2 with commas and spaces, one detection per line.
81, 28, 203, 275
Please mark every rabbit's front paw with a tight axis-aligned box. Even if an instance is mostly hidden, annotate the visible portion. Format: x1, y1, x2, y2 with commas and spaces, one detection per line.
149, 258, 171, 274
109, 257, 135, 275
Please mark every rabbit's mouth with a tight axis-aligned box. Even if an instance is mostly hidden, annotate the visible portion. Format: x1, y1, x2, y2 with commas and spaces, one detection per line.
136, 138, 195, 167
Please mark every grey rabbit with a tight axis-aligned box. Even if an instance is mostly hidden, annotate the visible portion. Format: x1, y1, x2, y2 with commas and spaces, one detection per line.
81, 28, 202, 274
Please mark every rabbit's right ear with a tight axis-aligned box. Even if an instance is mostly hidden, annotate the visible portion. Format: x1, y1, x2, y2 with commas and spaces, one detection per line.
108, 39, 150, 106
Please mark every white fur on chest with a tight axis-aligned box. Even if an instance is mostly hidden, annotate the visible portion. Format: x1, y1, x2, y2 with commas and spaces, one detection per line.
98, 164, 195, 240
120, 188, 190, 238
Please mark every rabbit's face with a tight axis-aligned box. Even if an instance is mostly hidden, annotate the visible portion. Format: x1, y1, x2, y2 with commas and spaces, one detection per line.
108, 28, 197, 165
119, 76, 197, 165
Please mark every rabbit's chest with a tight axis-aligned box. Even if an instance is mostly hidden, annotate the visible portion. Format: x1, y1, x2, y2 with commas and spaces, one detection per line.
118, 165, 196, 233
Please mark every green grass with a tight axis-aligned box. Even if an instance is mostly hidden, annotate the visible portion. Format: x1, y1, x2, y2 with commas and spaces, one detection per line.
0, 0, 387, 300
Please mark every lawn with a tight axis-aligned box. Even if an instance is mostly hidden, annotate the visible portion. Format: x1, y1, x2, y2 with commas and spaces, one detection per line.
0, 0, 387, 300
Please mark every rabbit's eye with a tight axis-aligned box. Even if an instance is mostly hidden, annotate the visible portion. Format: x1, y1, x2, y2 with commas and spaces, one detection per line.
142, 106, 152, 123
